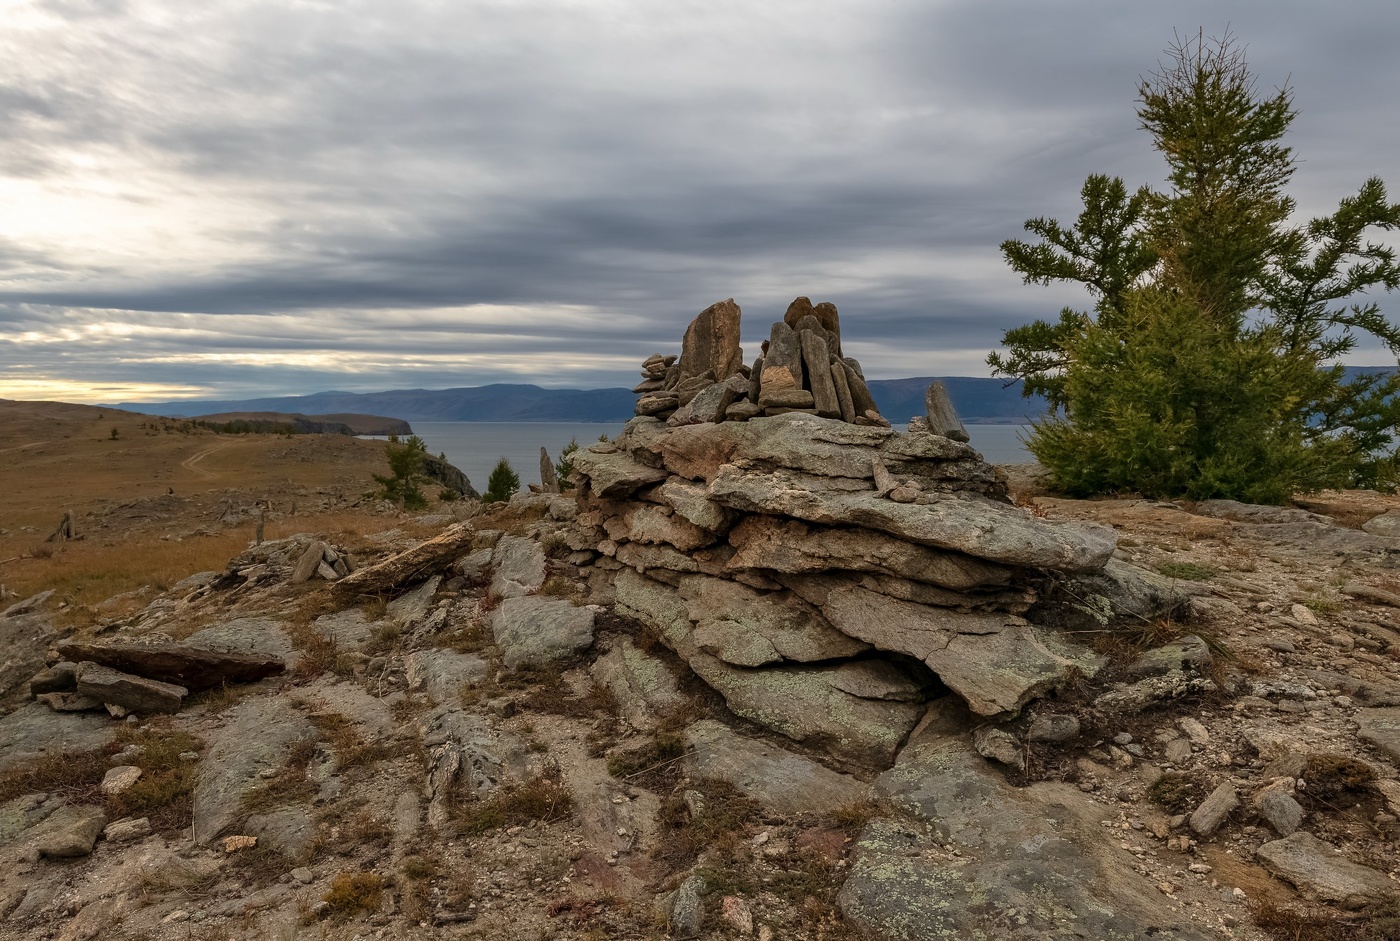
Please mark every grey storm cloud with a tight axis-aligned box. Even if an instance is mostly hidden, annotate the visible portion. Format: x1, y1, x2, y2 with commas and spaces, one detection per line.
0, 0, 1397, 402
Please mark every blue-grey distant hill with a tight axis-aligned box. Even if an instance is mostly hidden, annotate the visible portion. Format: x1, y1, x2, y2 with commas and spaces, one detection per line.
117, 378, 1049, 425
118, 369, 1393, 425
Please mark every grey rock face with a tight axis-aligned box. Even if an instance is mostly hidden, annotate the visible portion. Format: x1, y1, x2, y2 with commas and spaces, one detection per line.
684, 719, 869, 815
1027, 713, 1081, 743
923, 380, 969, 442
489, 596, 596, 669
814, 583, 1101, 716
57, 641, 286, 691
405, 649, 489, 703
726, 515, 1013, 590
847, 706, 1217, 941
192, 697, 314, 844
1356, 707, 1400, 762
0, 702, 113, 777
570, 448, 670, 497
679, 574, 868, 667
589, 638, 687, 729
387, 576, 442, 628
0, 611, 55, 702
489, 535, 548, 599
1255, 831, 1396, 908
678, 298, 743, 384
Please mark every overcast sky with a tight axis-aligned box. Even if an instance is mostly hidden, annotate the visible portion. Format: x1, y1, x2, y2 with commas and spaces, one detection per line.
2, 0, 1398, 404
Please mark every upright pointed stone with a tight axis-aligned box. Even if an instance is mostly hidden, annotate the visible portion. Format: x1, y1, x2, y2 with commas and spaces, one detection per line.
841, 359, 879, 417
539, 448, 559, 493
830, 361, 857, 422
679, 299, 743, 382
925, 381, 969, 442
798, 331, 841, 418
760, 321, 805, 405
812, 301, 843, 356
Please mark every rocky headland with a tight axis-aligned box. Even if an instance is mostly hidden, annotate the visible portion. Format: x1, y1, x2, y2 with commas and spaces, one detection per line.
0, 300, 1397, 941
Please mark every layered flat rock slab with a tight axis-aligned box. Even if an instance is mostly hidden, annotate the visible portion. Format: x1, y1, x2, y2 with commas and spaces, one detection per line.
192, 697, 314, 843
489, 535, 548, 600
489, 596, 596, 669
57, 642, 285, 691
684, 719, 870, 815
679, 574, 867, 667
1255, 831, 1395, 908
709, 466, 1116, 571
726, 516, 1013, 591
614, 569, 921, 765
74, 662, 187, 714
590, 638, 688, 729
572, 448, 670, 498
844, 702, 1218, 941
1356, 707, 1400, 762
334, 521, 475, 595
814, 583, 1101, 715
684, 653, 922, 767
309, 608, 383, 651
184, 617, 296, 664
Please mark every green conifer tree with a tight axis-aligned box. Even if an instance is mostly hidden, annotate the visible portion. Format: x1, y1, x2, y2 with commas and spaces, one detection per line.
990, 31, 1400, 501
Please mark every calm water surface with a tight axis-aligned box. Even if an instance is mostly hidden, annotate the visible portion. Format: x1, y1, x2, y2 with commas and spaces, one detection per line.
390, 421, 1034, 491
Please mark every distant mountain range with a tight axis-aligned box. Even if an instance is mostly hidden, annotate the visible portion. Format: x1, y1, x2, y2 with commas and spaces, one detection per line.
117, 377, 1049, 425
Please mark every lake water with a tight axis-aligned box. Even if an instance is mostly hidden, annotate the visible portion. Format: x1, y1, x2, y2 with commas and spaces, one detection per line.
390, 421, 1034, 491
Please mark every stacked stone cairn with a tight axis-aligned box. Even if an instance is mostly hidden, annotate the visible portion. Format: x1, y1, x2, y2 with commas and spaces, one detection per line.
633, 296, 890, 427
574, 299, 1120, 767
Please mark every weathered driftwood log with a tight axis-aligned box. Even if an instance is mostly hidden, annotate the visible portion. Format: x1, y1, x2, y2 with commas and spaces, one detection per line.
332, 521, 476, 596
57, 643, 286, 691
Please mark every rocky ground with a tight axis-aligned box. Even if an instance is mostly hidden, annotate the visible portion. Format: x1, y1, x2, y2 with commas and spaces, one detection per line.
1, 457, 1398, 941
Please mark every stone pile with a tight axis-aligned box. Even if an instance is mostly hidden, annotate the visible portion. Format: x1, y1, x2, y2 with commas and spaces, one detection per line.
28, 642, 285, 716
632, 297, 888, 428
575, 302, 1121, 766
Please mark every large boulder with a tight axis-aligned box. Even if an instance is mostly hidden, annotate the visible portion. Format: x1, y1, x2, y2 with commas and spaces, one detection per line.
678, 298, 743, 383
56, 642, 285, 691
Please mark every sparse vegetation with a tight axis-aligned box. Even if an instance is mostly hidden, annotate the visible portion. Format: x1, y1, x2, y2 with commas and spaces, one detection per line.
322, 871, 384, 921
1157, 561, 1217, 581
452, 775, 574, 836
1146, 772, 1199, 813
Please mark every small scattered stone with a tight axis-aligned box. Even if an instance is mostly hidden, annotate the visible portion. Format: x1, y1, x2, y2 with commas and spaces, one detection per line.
973, 726, 1024, 769
1165, 739, 1193, 764
1189, 782, 1239, 837
100, 765, 143, 796
1026, 714, 1080, 743
1253, 789, 1304, 836
290, 867, 314, 884
222, 835, 258, 853
103, 817, 152, 843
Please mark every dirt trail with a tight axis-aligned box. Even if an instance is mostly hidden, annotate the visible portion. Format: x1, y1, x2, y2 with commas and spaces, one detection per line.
179, 440, 233, 479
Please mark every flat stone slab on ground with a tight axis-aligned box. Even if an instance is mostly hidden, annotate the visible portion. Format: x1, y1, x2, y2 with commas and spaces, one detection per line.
1255, 831, 1395, 908
58, 641, 285, 691
684, 719, 870, 815
74, 662, 187, 714
590, 638, 687, 729
1356, 707, 1400, 762
0, 703, 113, 776
192, 696, 314, 844
489, 595, 596, 669
405, 649, 489, 703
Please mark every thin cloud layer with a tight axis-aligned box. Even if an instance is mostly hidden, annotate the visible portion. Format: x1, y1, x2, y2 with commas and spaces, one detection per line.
1, 0, 1397, 402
